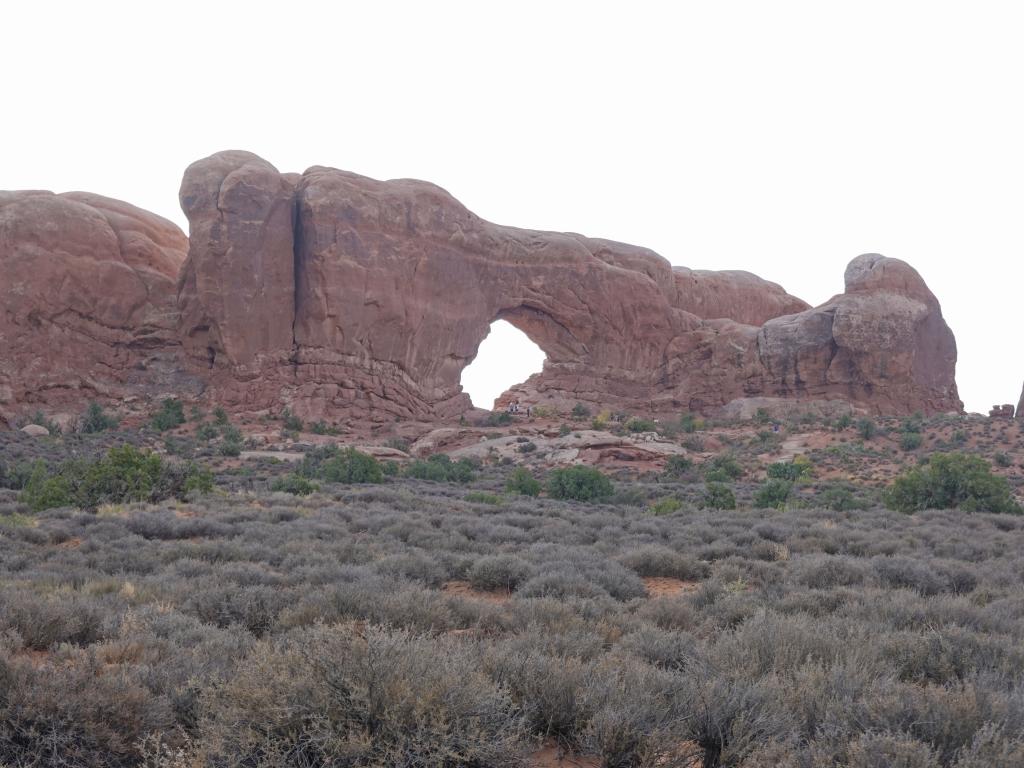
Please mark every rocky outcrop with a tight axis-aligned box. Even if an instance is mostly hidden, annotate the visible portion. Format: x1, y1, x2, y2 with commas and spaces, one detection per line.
0, 150, 963, 425
0, 190, 199, 426
1018, 384, 1024, 419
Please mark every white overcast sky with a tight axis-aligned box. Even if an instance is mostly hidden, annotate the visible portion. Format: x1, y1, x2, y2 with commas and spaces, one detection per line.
4, 1, 1022, 412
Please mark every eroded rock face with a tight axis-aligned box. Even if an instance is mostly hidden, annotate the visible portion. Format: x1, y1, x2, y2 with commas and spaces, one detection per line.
0, 150, 963, 425
177, 150, 296, 367
0, 190, 197, 425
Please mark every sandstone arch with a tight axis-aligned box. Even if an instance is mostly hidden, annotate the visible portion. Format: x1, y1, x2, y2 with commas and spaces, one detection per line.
0, 150, 963, 425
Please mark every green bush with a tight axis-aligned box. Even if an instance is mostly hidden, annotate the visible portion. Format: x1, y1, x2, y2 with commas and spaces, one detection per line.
648, 496, 683, 516
753, 479, 793, 509
663, 455, 694, 479
834, 413, 852, 430
506, 467, 541, 496
151, 398, 186, 432
486, 411, 513, 427
817, 483, 869, 512
79, 402, 118, 434
464, 491, 503, 505
571, 403, 591, 420
213, 406, 229, 425
405, 454, 477, 483
885, 453, 1021, 514
679, 413, 700, 433
281, 408, 303, 432
270, 474, 319, 496
547, 466, 614, 502
196, 422, 219, 442
220, 425, 243, 457
856, 418, 876, 441
19, 446, 212, 512
704, 454, 743, 483
517, 441, 537, 454
702, 482, 736, 510
766, 460, 811, 481
994, 452, 1012, 468
300, 446, 384, 484
625, 417, 657, 433
900, 432, 923, 452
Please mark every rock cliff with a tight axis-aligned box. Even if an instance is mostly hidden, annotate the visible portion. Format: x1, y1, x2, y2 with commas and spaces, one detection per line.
0, 151, 962, 425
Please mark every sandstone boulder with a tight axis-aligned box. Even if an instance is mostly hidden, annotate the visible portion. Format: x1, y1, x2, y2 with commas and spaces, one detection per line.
20, 424, 49, 437
0, 190, 197, 424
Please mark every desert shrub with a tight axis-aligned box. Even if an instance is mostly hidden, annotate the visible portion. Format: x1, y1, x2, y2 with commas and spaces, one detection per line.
219, 425, 243, 456
20, 409, 62, 434
845, 732, 941, 767
767, 458, 812, 481
857, 417, 877, 440
571, 403, 591, 420
901, 431, 924, 451
648, 496, 683, 516
213, 406, 229, 425
885, 453, 1021, 514
270, 474, 318, 496
19, 446, 212, 512
679, 412, 700, 433
702, 482, 736, 510
405, 454, 476, 483
704, 453, 743, 482
300, 446, 384, 484
835, 413, 853, 430
465, 491, 502, 505
817, 483, 870, 511
468, 554, 533, 591
546, 466, 613, 502
663, 454, 693, 478
506, 467, 541, 496
200, 625, 528, 767
0, 460, 33, 490
78, 402, 118, 434
309, 420, 337, 435
754, 479, 793, 509
620, 545, 706, 580
795, 555, 869, 589
993, 451, 1011, 468
280, 407, 303, 432
517, 440, 537, 453
195, 421, 219, 442
486, 411, 513, 426
625, 417, 657, 433
150, 398, 186, 431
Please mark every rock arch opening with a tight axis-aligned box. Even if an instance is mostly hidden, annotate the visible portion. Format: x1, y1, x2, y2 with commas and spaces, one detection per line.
460, 320, 546, 409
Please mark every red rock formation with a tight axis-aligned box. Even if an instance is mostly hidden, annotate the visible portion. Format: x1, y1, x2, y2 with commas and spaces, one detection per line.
0, 190, 198, 425
0, 151, 964, 425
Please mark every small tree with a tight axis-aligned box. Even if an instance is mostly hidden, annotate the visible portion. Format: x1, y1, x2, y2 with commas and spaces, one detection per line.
506, 468, 541, 497
702, 482, 736, 510
885, 453, 1021, 514
856, 418, 877, 441
151, 398, 186, 432
79, 402, 118, 434
546, 466, 613, 502
753, 479, 793, 509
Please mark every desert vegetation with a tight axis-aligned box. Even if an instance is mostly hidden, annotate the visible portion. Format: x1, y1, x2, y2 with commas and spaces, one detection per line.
2, 411, 1024, 767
